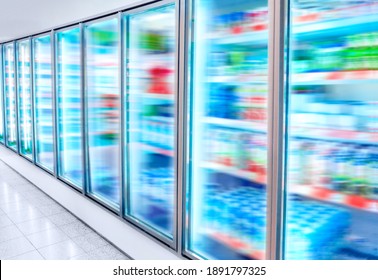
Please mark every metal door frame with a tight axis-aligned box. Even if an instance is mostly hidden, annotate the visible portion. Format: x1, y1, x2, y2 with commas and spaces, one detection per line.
3, 42, 18, 152
15, 38, 33, 162
122, 0, 180, 250
53, 24, 84, 192
180, 0, 288, 260
32, 32, 55, 175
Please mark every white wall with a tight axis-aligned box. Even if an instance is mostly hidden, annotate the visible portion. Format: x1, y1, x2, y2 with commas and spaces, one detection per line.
0, 0, 145, 42
0, 146, 181, 260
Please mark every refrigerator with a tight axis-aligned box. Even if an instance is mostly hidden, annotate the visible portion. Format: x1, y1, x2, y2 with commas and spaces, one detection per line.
56, 26, 83, 188
85, 17, 120, 208
0, 45, 4, 144
3, 42, 18, 151
125, 2, 177, 240
184, 0, 269, 259
33, 34, 54, 172
284, 0, 378, 260
16, 39, 33, 159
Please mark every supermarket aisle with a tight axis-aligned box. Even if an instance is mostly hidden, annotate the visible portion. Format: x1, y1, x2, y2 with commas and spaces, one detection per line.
0, 160, 130, 260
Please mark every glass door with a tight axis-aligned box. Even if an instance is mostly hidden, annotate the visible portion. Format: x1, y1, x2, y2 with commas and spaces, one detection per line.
285, 0, 378, 259
4, 43, 18, 151
17, 39, 33, 159
33, 34, 54, 172
85, 17, 120, 208
0, 45, 4, 144
125, 3, 177, 240
56, 27, 83, 188
185, 0, 269, 259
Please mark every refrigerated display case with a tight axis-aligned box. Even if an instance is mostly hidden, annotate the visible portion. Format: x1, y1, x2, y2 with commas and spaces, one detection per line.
3, 43, 18, 151
56, 27, 83, 188
285, 0, 378, 260
0, 45, 4, 144
17, 39, 33, 159
184, 0, 270, 259
126, 3, 177, 240
33, 34, 54, 172
85, 17, 120, 208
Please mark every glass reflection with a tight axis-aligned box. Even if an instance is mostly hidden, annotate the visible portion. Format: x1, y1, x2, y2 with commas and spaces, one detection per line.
4, 43, 18, 150
34, 35, 54, 171
86, 18, 120, 207
17, 40, 33, 159
127, 4, 176, 238
286, 0, 378, 259
186, 0, 269, 259
56, 27, 83, 187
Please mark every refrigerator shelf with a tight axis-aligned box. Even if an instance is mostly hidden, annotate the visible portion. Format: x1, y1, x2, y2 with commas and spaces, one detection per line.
205, 229, 265, 260
202, 117, 267, 133
292, 185, 378, 213
292, 126, 378, 144
294, 13, 378, 40
138, 93, 174, 100
135, 143, 174, 157
206, 76, 267, 84
209, 14, 378, 46
201, 161, 266, 184
293, 71, 378, 85
207, 30, 268, 46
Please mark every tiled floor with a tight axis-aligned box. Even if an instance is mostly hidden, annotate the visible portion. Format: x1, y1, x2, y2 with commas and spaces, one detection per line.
0, 160, 130, 260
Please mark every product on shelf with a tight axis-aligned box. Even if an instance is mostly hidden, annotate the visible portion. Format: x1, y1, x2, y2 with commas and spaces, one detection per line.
203, 185, 350, 259
293, 32, 378, 73
204, 128, 267, 177
288, 138, 378, 200
134, 167, 174, 232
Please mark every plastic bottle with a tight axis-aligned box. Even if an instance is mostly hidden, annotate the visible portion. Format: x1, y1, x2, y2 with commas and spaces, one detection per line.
369, 147, 378, 200
352, 145, 370, 196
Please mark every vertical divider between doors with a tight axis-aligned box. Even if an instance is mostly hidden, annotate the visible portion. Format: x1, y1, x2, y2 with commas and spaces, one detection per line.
119, 12, 126, 216
80, 23, 89, 196
29, 37, 36, 163
124, 14, 131, 219
266, 0, 288, 260
31, 38, 37, 164
177, 0, 188, 256
14, 41, 20, 154
0, 45, 6, 145
51, 30, 58, 177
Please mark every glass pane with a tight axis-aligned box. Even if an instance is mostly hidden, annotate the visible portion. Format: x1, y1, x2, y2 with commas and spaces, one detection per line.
17, 40, 33, 159
0, 47, 4, 144
86, 18, 120, 208
34, 35, 54, 171
127, 4, 176, 238
4, 43, 18, 150
56, 27, 83, 188
185, 0, 269, 259
285, 0, 378, 259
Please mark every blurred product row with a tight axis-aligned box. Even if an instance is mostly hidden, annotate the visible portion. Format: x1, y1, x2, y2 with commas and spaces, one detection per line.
0, 0, 377, 260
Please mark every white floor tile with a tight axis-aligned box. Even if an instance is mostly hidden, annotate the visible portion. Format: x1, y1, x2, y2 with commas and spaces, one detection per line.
7, 207, 44, 224
0, 237, 35, 259
38, 239, 85, 260
0, 224, 24, 243
0, 214, 14, 228
26, 227, 70, 249
16, 217, 56, 235
10, 250, 45, 260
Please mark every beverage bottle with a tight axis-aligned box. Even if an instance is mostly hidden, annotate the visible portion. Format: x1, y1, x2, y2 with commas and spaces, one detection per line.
332, 144, 349, 192
369, 147, 378, 200
352, 145, 370, 196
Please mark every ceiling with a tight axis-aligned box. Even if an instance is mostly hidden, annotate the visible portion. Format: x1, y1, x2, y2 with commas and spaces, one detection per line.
0, 0, 143, 43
